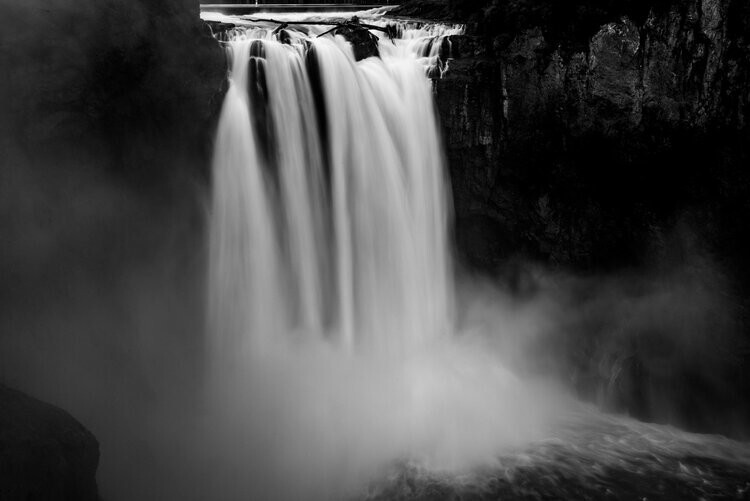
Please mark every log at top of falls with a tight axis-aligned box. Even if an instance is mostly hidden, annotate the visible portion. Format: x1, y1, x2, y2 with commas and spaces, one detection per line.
207, 16, 387, 59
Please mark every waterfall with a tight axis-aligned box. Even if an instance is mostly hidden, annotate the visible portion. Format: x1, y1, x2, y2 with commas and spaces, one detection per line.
208, 20, 459, 364
203, 15, 557, 499
196, 12, 750, 501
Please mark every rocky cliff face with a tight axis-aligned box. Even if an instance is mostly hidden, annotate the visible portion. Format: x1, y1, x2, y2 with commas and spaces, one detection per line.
434, 0, 749, 274
425, 0, 750, 435
0, 385, 99, 501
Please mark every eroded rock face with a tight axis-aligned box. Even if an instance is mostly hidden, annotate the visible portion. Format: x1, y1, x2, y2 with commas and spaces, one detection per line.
435, 0, 749, 273
427, 0, 750, 435
0, 385, 99, 501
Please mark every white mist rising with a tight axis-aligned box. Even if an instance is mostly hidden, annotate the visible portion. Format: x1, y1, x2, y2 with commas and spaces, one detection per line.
203, 20, 565, 500
3, 6, 750, 501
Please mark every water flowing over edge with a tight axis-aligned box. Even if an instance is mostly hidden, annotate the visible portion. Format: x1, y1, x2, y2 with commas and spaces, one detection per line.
200, 9, 750, 500
207, 13, 462, 362
203, 11, 561, 491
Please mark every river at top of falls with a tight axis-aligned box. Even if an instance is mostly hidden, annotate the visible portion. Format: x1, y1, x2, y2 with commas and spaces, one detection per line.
198, 9, 750, 501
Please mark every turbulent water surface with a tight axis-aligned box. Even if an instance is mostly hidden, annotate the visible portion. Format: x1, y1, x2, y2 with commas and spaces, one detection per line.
201, 8, 750, 500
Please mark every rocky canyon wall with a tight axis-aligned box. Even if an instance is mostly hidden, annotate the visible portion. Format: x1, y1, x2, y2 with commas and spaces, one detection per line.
413, 0, 750, 435
2, 0, 749, 481
428, 0, 750, 274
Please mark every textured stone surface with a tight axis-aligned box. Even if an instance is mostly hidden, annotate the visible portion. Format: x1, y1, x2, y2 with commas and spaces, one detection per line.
0, 385, 99, 501
432, 0, 750, 274
416, 0, 750, 435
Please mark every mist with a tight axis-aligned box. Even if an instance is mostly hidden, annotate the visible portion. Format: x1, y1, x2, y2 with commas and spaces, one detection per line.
1, 1, 749, 500
2, 240, 740, 500
0, 205, 742, 500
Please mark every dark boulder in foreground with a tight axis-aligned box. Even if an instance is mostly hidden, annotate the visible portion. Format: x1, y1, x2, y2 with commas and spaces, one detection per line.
0, 385, 99, 501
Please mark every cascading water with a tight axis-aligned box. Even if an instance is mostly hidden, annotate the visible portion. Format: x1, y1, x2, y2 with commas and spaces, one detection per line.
6, 4, 750, 501
204, 12, 558, 498
208, 17, 458, 360
200, 10, 750, 501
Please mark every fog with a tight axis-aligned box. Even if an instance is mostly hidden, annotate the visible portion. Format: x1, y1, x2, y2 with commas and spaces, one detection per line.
1, 216, 741, 500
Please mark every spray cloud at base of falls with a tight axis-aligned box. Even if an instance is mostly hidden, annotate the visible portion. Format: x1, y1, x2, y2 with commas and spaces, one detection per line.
2, 5, 748, 500
206, 13, 561, 498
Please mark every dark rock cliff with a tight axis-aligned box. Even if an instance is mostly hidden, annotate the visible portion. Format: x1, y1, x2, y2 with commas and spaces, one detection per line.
425, 0, 750, 274
2, 0, 749, 478
403, 0, 750, 435
0, 385, 99, 501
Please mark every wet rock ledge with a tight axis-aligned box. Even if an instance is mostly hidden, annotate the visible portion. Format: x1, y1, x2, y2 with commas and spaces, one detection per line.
0, 385, 99, 501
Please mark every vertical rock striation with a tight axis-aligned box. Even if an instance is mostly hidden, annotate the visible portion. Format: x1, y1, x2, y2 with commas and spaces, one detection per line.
431, 0, 749, 273
404, 0, 750, 435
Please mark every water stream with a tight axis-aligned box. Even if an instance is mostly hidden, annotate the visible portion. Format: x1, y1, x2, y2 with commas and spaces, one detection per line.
201, 9, 750, 500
